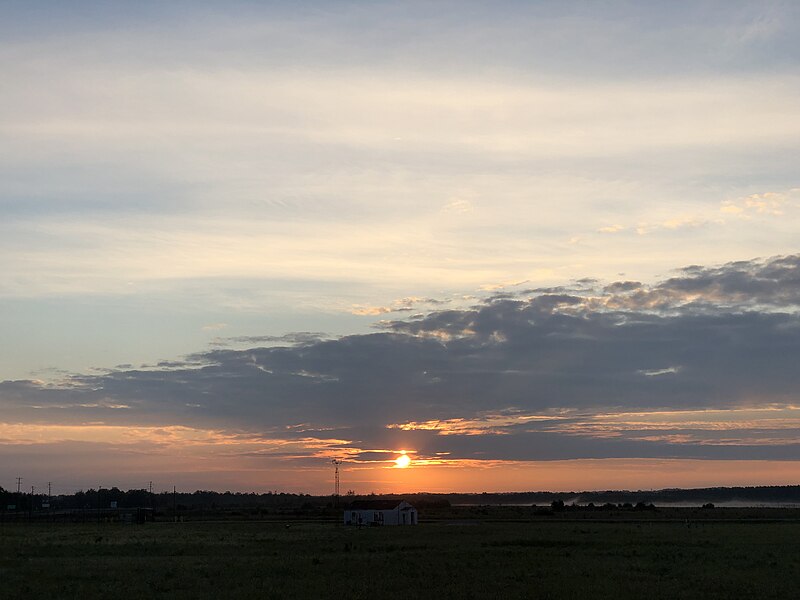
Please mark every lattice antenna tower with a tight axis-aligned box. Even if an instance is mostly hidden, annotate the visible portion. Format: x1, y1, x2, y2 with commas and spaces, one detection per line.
331, 459, 343, 498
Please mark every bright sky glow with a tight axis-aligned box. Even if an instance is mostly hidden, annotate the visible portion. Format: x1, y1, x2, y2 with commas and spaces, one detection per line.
2, 1, 800, 495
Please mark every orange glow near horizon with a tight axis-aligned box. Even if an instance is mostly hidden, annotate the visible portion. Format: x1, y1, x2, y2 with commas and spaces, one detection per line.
345, 458, 800, 495
1, 421, 799, 495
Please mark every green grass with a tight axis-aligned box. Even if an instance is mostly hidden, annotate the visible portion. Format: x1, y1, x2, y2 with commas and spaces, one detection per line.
2, 520, 799, 599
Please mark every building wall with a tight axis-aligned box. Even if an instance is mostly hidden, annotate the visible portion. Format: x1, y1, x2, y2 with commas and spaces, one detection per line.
343, 506, 418, 526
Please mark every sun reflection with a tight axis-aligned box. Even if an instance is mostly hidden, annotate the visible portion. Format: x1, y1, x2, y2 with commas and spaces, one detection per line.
394, 451, 411, 468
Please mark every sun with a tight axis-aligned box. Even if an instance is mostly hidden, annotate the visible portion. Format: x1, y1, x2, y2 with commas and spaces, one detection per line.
394, 452, 411, 468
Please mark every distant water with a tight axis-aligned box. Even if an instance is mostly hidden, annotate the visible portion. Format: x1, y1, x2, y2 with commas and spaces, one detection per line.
646, 501, 800, 508
455, 501, 800, 508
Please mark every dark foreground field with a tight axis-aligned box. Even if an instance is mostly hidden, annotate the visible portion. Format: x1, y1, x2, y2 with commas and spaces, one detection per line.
2, 517, 799, 599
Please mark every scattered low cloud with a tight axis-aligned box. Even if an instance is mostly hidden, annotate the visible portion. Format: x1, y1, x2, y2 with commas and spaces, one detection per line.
210, 332, 328, 348
721, 189, 800, 217
638, 367, 681, 377
593, 189, 799, 242
478, 280, 530, 292
634, 217, 709, 235
350, 296, 451, 316
598, 225, 625, 234
598, 217, 710, 236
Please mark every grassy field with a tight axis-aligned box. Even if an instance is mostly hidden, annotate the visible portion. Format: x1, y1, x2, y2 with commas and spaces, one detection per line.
2, 518, 799, 599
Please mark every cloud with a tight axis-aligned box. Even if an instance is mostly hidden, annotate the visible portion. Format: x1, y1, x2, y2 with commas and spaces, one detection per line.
721, 189, 800, 217
592, 188, 799, 244
597, 217, 711, 237
638, 367, 680, 377
598, 225, 625, 234
211, 332, 328, 348
634, 217, 710, 235
2, 253, 800, 469
441, 199, 474, 214
350, 306, 404, 316
2, 7, 799, 304
349, 296, 450, 316
2, 3, 800, 491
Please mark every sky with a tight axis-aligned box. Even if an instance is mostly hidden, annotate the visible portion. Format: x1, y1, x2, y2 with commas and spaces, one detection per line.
1, 0, 799, 495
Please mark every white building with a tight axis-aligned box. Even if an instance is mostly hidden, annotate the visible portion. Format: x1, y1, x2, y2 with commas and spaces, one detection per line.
344, 500, 418, 526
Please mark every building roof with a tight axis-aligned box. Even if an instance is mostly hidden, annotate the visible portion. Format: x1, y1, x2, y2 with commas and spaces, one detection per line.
347, 500, 412, 510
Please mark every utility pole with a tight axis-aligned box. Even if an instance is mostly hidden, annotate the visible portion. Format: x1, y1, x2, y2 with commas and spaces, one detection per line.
173, 486, 177, 522
48, 482, 51, 498
15, 477, 22, 515
332, 459, 342, 506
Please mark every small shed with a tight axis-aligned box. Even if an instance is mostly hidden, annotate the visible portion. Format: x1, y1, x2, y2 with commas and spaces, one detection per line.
344, 500, 418, 526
